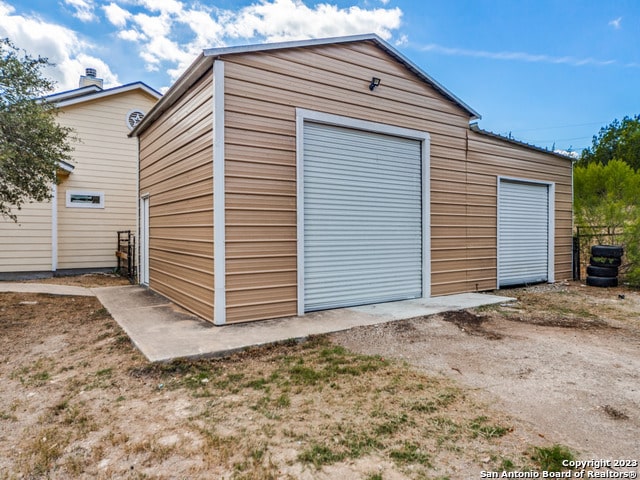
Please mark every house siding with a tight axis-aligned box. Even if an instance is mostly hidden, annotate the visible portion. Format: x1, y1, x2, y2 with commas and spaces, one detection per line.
139, 73, 214, 321
222, 40, 473, 323
0, 88, 157, 276
56, 90, 157, 270
0, 201, 52, 273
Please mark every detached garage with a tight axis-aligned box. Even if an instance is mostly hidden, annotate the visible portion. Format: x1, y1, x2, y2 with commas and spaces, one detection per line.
131, 34, 573, 325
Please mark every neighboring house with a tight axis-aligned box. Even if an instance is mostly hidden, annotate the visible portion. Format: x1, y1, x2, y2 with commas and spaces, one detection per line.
132, 34, 573, 325
0, 69, 161, 279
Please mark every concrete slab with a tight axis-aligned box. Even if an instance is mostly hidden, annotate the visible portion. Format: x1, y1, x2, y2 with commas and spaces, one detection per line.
0, 283, 95, 296
93, 286, 515, 362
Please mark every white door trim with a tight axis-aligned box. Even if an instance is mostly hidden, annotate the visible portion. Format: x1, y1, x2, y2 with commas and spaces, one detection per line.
497, 176, 555, 288
295, 108, 431, 316
139, 194, 150, 286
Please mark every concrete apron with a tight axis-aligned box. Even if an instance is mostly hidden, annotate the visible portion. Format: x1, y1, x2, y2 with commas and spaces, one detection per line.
93, 286, 515, 362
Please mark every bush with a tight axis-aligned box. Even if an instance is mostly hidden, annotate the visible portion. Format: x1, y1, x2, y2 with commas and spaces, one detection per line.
623, 220, 640, 287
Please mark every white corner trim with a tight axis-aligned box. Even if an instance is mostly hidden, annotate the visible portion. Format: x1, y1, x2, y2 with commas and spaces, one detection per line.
213, 60, 226, 325
295, 111, 305, 316
139, 194, 150, 286
51, 184, 58, 272
496, 176, 556, 289
422, 135, 431, 300
548, 182, 556, 283
295, 108, 431, 315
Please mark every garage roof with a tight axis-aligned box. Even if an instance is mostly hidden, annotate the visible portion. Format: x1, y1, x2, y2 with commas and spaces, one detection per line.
470, 123, 575, 161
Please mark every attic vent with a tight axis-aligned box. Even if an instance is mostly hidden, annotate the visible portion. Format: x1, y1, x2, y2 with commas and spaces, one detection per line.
126, 109, 145, 130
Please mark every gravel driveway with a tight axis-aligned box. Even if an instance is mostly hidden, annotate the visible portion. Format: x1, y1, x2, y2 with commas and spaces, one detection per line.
333, 282, 640, 463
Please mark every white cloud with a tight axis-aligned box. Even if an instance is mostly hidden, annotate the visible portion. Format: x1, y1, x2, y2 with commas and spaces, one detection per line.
137, 0, 184, 15
554, 149, 579, 159
64, 0, 97, 22
608, 17, 622, 29
394, 33, 408, 47
118, 29, 146, 41
225, 0, 402, 42
420, 43, 617, 67
132, 12, 172, 38
107, 0, 403, 83
3, 0, 406, 91
103, 2, 131, 27
0, 1, 119, 91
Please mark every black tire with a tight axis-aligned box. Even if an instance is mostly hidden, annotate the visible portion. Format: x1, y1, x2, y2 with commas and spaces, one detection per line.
586, 276, 618, 288
586, 265, 618, 278
590, 256, 621, 267
591, 245, 624, 258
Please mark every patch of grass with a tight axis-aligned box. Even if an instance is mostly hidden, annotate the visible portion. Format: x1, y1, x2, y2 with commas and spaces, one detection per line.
468, 416, 511, 439
11, 358, 55, 387
0, 411, 18, 421
389, 442, 431, 466
341, 431, 382, 458
475, 303, 503, 313
19, 426, 70, 476
125, 437, 177, 464
366, 474, 383, 480
287, 346, 388, 386
530, 444, 576, 472
91, 307, 109, 318
288, 364, 324, 385
298, 443, 346, 468
500, 458, 516, 471
112, 332, 132, 349
375, 412, 410, 436
275, 392, 290, 408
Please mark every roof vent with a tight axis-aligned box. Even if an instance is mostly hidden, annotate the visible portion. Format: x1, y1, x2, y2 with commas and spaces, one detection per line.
79, 68, 103, 89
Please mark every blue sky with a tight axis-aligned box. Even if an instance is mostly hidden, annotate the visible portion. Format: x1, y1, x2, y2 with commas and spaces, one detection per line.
2, 0, 638, 154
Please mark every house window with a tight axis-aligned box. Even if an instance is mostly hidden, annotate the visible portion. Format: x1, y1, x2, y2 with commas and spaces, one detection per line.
66, 191, 105, 208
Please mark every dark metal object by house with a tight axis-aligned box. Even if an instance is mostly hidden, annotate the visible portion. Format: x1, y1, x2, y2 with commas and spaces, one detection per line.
116, 230, 136, 283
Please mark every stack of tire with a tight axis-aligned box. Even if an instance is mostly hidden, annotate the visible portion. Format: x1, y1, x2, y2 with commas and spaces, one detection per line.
586, 245, 623, 288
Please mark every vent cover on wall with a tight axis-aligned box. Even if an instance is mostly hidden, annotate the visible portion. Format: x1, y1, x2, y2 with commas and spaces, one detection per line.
127, 110, 145, 130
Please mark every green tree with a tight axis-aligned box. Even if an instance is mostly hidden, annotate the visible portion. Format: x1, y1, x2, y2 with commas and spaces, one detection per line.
574, 160, 640, 286
574, 160, 640, 230
0, 38, 74, 222
579, 115, 640, 170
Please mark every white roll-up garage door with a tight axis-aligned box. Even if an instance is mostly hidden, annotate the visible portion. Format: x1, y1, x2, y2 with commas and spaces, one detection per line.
498, 179, 550, 287
303, 122, 423, 312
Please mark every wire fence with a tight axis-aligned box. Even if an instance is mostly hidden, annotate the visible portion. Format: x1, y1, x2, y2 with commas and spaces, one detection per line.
573, 225, 624, 280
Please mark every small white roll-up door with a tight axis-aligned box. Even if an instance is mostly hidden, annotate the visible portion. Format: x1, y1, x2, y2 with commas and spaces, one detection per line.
498, 179, 550, 287
303, 122, 423, 312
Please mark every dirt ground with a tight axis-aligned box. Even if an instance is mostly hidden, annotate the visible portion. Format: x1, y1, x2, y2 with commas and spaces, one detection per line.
1, 275, 639, 479
337, 281, 640, 464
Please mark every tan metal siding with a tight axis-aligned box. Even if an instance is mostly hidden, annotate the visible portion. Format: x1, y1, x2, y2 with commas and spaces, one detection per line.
467, 130, 573, 288
140, 39, 572, 324
223, 41, 473, 322
139, 74, 214, 321
56, 90, 158, 269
